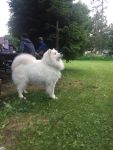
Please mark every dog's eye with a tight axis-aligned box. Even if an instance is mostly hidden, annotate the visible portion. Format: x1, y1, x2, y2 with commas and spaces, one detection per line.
54, 52, 56, 55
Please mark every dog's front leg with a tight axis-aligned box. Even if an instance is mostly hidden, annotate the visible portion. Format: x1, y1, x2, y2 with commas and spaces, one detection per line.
17, 85, 26, 99
46, 83, 58, 99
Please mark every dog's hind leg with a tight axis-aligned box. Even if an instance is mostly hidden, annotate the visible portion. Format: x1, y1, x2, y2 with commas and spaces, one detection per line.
46, 83, 58, 99
17, 83, 27, 99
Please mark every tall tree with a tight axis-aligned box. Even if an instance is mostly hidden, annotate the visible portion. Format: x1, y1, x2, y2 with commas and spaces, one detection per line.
8, 0, 90, 60
107, 24, 113, 52
60, 2, 90, 60
90, 0, 107, 51
9, 0, 72, 44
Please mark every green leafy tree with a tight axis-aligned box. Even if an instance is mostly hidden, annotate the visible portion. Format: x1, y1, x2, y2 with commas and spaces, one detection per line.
8, 0, 90, 60
89, 0, 108, 51
107, 24, 113, 52
60, 2, 90, 60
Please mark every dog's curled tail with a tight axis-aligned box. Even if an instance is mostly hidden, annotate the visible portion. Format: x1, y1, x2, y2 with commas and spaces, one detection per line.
11, 53, 37, 71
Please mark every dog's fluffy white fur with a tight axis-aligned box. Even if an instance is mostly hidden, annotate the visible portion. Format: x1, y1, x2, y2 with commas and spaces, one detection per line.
12, 48, 64, 99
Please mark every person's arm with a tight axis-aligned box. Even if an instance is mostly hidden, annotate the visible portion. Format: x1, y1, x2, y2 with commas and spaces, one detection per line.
38, 43, 48, 52
20, 41, 24, 52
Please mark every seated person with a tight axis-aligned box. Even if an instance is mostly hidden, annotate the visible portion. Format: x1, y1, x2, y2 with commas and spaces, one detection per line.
37, 37, 48, 57
20, 33, 36, 56
2, 38, 9, 52
9, 44, 16, 53
0, 44, 3, 52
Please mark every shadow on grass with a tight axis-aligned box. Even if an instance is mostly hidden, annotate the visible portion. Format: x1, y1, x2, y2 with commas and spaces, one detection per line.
0, 90, 53, 114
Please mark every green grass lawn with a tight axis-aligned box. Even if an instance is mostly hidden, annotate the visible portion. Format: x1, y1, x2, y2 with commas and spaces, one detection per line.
1, 60, 113, 150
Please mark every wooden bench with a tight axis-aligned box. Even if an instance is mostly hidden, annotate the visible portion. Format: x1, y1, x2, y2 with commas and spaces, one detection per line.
0, 52, 18, 73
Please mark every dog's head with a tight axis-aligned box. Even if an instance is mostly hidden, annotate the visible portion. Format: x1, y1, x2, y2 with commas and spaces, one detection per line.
48, 48, 63, 61
42, 48, 64, 70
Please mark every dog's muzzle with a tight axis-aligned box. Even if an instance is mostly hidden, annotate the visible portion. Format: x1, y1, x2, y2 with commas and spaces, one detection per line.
60, 53, 63, 58
57, 53, 63, 61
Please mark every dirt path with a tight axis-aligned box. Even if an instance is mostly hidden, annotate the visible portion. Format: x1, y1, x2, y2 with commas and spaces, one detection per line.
0, 71, 14, 96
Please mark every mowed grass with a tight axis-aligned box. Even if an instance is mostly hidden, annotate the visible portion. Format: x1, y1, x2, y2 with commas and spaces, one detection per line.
1, 60, 113, 150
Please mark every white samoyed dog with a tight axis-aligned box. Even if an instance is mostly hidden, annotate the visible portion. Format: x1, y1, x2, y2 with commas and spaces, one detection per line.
11, 48, 64, 99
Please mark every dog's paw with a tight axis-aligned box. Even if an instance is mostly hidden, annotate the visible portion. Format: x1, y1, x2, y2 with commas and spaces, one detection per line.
23, 96, 26, 100
51, 95, 58, 100
54, 96, 58, 99
19, 96, 26, 100
24, 90, 28, 94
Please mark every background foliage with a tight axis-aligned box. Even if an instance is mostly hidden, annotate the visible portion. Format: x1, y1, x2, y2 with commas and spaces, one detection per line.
8, 0, 113, 60
8, 0, 90, 60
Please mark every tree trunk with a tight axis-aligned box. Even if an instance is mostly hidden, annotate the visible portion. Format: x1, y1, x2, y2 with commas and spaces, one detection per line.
0, 79, 2, 95
56, 20, 59, 50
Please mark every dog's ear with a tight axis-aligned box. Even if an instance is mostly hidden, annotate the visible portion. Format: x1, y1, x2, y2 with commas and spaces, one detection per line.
48, 49, 51, 54
52, 48, 57, 51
